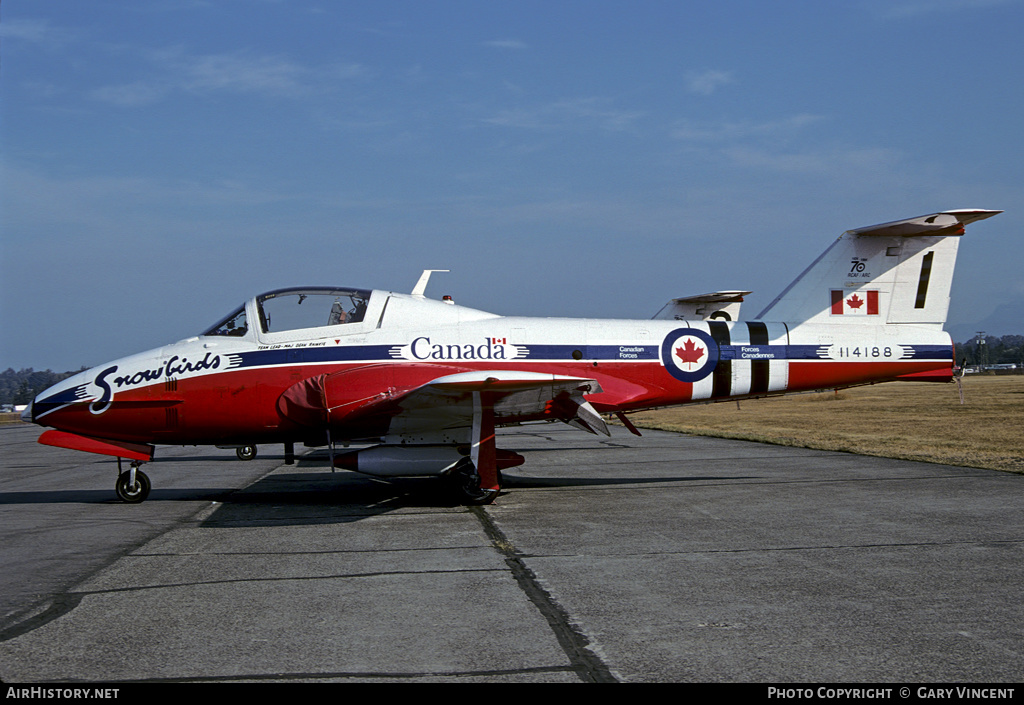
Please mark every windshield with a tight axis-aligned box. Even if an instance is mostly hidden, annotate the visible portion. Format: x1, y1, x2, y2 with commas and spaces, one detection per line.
257, 288, 371, 334
202, 305, 249, 337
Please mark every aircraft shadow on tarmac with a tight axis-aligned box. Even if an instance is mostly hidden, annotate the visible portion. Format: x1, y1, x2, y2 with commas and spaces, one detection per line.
0, 447, 756, 520
193, 449, 758, 528
0, 487, 250, 505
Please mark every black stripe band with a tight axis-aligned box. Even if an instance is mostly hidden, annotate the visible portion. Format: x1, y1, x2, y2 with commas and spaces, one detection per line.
747, 322, 770, 395
709, 321, 731, 399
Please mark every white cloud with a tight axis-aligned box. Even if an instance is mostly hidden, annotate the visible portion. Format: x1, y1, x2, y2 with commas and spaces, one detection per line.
684, 69, 734, 95
1, 162, 300, 237
871, 0, 1019, 19
671, 114, 824, 142
88, 47, 369, 106
90, 81, 168, 107
172, 51, 314, 96
0, 18, 78, 46
723, 145, 902, 175
485, 97, 645, 131
482, 39, 529, 50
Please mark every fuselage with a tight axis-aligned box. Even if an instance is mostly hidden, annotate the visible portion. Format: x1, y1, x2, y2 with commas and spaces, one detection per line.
27, 286, 954, 448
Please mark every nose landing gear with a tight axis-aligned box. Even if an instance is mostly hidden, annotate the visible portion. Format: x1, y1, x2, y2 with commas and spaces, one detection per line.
115, 460, 151, 503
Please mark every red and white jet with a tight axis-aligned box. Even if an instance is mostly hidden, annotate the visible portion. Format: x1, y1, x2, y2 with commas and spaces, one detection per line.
25, 208, 1000, 504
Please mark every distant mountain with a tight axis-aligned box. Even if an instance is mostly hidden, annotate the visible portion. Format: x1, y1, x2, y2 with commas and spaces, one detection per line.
948, 299, 1024, 344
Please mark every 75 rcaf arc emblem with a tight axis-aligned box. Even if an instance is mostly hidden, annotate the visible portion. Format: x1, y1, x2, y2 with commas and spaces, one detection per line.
660, 328, 719, 383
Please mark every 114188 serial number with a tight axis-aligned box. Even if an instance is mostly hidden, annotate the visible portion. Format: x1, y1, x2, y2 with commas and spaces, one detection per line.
834, 346, 895, 358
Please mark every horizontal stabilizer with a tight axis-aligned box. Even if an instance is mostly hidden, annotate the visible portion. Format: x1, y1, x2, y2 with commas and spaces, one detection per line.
846, 209, 1001, 238
653, 290, 751, 322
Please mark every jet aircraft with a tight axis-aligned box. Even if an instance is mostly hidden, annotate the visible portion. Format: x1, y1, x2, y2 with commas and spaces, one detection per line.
24, 209, 1000, 504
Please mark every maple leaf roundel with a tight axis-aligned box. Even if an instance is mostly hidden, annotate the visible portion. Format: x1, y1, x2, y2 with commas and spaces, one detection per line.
661, 328, 719, 383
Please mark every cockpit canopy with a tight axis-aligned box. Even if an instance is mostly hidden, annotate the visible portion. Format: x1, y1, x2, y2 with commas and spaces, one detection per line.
203, 305, 250, 337
203, 287, 372, 338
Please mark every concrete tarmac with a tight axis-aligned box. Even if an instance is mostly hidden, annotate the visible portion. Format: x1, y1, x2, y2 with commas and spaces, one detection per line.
1, 421, 1022, 683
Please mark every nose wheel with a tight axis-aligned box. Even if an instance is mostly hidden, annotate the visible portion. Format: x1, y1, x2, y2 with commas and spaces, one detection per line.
115, 462, 151, 503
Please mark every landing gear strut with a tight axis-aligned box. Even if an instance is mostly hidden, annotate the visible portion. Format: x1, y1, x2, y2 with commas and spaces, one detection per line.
444, 391, 504, 505
115, 461, 151, 503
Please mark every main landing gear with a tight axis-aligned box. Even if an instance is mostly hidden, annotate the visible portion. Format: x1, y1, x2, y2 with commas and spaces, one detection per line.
115, 459, 151, 503
448, 457, 501, 506
216, 444, 259, 460
236, 445, 258, 461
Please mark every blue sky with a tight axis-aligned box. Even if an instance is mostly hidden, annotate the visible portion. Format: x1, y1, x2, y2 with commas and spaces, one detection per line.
2, 0, 1021, 371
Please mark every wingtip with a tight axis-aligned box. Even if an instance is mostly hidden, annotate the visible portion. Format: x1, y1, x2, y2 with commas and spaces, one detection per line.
943, 209, 1002, 225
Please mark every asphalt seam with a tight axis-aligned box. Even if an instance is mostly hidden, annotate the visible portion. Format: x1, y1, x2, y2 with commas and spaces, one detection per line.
64, 664, 581, 683
470, 505, 619, 684
513, 537, 1024, 556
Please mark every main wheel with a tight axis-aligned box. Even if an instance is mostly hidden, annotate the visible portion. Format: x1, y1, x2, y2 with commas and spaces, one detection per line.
115, 469, 151, 503
449, 459, 499, 505
236, 445, 258, 461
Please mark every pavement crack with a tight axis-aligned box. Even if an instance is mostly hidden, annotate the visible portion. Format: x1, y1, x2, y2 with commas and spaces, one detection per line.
470, 506, 618, 683
79, 665, 580, 683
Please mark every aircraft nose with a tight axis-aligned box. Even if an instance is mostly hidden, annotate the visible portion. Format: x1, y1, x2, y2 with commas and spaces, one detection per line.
20, 400, 34, 424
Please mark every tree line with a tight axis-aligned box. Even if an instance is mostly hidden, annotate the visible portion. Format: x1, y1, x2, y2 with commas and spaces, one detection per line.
954, 334, 1024, 368
0, 368, 84, 407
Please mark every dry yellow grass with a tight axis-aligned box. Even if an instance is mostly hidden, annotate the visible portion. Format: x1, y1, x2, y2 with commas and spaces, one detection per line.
628, 375, 1024, 474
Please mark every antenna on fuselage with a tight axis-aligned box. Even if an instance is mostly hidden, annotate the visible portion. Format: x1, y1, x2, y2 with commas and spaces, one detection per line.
411, 269, 449, 298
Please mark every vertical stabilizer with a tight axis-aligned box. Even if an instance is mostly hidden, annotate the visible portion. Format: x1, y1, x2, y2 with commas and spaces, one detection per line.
756, 209, 1000, 327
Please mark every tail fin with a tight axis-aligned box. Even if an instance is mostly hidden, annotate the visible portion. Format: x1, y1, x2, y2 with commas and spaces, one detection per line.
756, 209, 1001, 327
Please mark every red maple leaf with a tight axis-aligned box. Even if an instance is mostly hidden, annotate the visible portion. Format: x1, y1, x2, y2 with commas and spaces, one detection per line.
846, 294, 864, 309
675, 338, 705, 368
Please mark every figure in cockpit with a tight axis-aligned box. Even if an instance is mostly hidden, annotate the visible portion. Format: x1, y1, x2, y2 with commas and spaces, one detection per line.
328, 300, 348, 326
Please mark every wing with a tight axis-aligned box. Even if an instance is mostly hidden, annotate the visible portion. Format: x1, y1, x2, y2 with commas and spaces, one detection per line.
278, 365, 608, 442
387, 370, 608, 438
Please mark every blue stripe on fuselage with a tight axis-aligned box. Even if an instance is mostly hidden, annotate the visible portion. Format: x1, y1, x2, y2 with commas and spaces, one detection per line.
229, 343, 951, 367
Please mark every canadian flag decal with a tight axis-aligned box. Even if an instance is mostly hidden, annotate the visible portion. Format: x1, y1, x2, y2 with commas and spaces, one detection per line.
831, 290, 879, 315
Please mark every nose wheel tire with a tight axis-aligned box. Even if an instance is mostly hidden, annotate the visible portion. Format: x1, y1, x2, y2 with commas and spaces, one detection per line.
236, 445, 258, 461
116, 469, 151, 503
